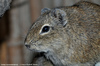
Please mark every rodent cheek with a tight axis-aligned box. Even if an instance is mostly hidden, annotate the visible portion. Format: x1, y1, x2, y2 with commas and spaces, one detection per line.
30, 44, 39, 50
30, 43, 50, 52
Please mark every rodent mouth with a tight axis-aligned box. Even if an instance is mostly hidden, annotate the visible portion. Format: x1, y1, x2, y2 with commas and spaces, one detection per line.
27, 48, 39, 52
28, 48, 49, 53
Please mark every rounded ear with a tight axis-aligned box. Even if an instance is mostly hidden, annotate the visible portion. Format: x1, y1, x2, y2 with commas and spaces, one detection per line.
41, 8, 51, 14
51, 9, 68, 27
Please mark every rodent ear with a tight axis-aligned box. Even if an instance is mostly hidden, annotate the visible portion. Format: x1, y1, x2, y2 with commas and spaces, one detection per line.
51, 9, 68, 27
41, 8, 51, 14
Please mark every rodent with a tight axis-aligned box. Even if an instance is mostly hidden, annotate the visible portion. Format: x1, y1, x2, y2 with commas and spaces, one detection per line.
24, 1, 100, 66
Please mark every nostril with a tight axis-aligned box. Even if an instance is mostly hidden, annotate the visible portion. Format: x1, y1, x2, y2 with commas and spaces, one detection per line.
25, 45, 30, 48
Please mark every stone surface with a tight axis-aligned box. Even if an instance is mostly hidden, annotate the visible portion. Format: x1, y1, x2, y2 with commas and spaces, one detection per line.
0, 0, 11, 16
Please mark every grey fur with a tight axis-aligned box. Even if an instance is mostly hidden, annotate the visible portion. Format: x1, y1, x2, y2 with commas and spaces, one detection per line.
41, 8, 51, 14
0, 0, 11, 17
44, 51, 64, 66
51, 9, 68, 27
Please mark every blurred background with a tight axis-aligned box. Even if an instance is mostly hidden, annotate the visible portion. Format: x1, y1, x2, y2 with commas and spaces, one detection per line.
0, 0, 100, 64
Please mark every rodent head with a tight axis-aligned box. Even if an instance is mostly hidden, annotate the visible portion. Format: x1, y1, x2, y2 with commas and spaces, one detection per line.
24, 8, 68, 53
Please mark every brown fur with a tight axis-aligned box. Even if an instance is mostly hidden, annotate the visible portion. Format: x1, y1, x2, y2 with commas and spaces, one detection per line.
25, 1, 100, 66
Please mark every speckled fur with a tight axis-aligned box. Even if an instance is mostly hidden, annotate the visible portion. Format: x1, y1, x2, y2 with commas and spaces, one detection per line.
25, 1, 100, 66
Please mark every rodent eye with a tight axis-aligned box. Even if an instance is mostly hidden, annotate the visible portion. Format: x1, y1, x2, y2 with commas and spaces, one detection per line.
40, 24, 51, 35
42, 26, 50, 33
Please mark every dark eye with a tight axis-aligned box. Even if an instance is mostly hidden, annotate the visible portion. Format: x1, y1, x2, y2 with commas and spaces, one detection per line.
42, 26, 50, 33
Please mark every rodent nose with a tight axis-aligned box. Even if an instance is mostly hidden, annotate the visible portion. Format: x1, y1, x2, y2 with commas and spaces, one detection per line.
25, 45, 30, 48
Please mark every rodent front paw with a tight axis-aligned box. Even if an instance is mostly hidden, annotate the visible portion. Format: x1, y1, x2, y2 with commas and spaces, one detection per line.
44, 51, 64, 66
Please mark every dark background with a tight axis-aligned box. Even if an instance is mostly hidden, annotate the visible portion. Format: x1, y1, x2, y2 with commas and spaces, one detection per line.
0, 0, 100, 64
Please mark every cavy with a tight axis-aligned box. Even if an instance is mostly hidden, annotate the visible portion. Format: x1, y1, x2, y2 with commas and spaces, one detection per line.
25, 1, 100, 66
